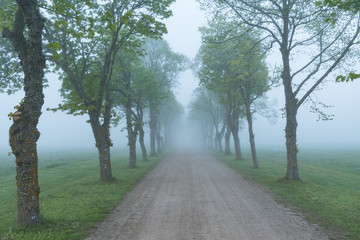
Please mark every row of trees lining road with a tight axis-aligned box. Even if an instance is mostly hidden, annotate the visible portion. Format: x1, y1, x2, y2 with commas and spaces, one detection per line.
0, 0, 187, 227
197, 0, 360, 180
190, 14, 276, 168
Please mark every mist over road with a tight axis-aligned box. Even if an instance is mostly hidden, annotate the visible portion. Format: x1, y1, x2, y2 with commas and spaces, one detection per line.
86, 150, 328, 240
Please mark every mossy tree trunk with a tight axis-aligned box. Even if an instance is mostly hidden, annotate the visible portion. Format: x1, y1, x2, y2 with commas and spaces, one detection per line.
89, 115, 113, 181
2, 0, 45, 227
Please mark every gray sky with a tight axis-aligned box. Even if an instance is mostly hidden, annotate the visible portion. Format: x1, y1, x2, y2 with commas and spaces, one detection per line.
0, 0, 359, 155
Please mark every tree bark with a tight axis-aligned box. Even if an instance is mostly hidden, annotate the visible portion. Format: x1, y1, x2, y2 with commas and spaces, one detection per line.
224, 126, 232, 155
156, 121, 163, 154
284, 95, 300, 180
281, 27, 300, 180
231, 124, 242, 160
128, 132, 137, 168
89, 115, 113, 181
3, 1, 45, 227
138, 125, 148, 161
245, 105, 258, 168
149, 106, 157, 156
126, 106, 137, 168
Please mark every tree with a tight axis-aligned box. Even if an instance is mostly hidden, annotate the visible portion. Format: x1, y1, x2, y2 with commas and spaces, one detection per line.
158, 92, 184, 148
1, 0, 45, 226
45, 0, 174, 180
190, 87, 227, 153
188, 94, 215, 148
112, 50, 157, 166
196, 23, 246, 160
204, 0, 360, 179
316, 0, 360, 82
142, 38, 188, 155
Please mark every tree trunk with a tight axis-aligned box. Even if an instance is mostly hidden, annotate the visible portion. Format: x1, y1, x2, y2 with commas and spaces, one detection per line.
3, 1, 45, 227
281, 35, 301, 180
284, 97, 300, 180
246, 105, 258, 168
224, 127, 232, 155
231, 126, 242, 160
216, 132, 223, 152
214, 135, 218, 151
149, 107, 157, 156
156, 121, 163, 154
138, 125, 148, 161
125, 100, 137, 167
97, 142, 112, 181
90, 117, 113, 181
128, 133, 137, 168
209, 126, 214, 149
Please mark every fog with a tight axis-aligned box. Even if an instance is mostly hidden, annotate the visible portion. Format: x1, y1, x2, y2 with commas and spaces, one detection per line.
1, 0, 359, 156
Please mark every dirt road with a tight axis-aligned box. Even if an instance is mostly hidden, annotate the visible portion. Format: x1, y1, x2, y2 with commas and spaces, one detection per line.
86, 150, 328, 240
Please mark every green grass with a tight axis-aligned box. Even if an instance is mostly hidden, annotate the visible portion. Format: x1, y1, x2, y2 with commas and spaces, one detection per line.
212, 148, 360, 240
0, 149, 163, 240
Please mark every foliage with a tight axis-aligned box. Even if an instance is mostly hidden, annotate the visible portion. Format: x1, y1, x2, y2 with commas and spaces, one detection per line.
316, 0, 360, 15
0, 36, 23, 94
198, 16, 272, 107
201, 0, 360, 179
0, 0, 17, 32
336, 72, 360, 82
142, 38, 189, 100
315, 0, 360, 82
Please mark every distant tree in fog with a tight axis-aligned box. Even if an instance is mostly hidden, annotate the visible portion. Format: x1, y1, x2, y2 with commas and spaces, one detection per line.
190, 87, 228, 154
141, 39, 188, 155
195, 16, 276, 165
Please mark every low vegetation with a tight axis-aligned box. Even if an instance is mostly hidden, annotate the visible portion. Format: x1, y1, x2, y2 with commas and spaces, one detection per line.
0, 150, 163, 240
213, 148, 360, 240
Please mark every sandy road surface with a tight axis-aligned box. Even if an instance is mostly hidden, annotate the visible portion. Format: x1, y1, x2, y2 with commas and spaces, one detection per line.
86, 150, 328, 240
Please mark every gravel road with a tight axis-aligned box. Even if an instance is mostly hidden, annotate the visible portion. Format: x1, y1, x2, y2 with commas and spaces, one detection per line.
85, 150, 328, 240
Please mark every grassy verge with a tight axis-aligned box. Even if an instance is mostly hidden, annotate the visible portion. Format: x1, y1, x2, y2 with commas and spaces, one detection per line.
0, 150, 163, 240
212, 148, 360, 240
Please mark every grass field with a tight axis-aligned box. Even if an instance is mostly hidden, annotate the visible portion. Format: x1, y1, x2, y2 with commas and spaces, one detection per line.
213, 147, 360, 240
0, 149, 163, 240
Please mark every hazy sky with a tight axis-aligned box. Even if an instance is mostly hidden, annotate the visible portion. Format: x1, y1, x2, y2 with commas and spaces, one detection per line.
0, 0, 359, 155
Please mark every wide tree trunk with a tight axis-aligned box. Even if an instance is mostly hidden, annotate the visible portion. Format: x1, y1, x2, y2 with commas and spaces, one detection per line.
128, 133, 137, 168
231, 126, 242, 160
149, 107, 157, 156
3, 1, 45, 227
284, 97, 300, 180
245, 105, 258, 168
217, 133, 223, 152
97, 142, 112, 181
224, 127, 232, 155
138, 125, 148, 161
90, 117, 113, 181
